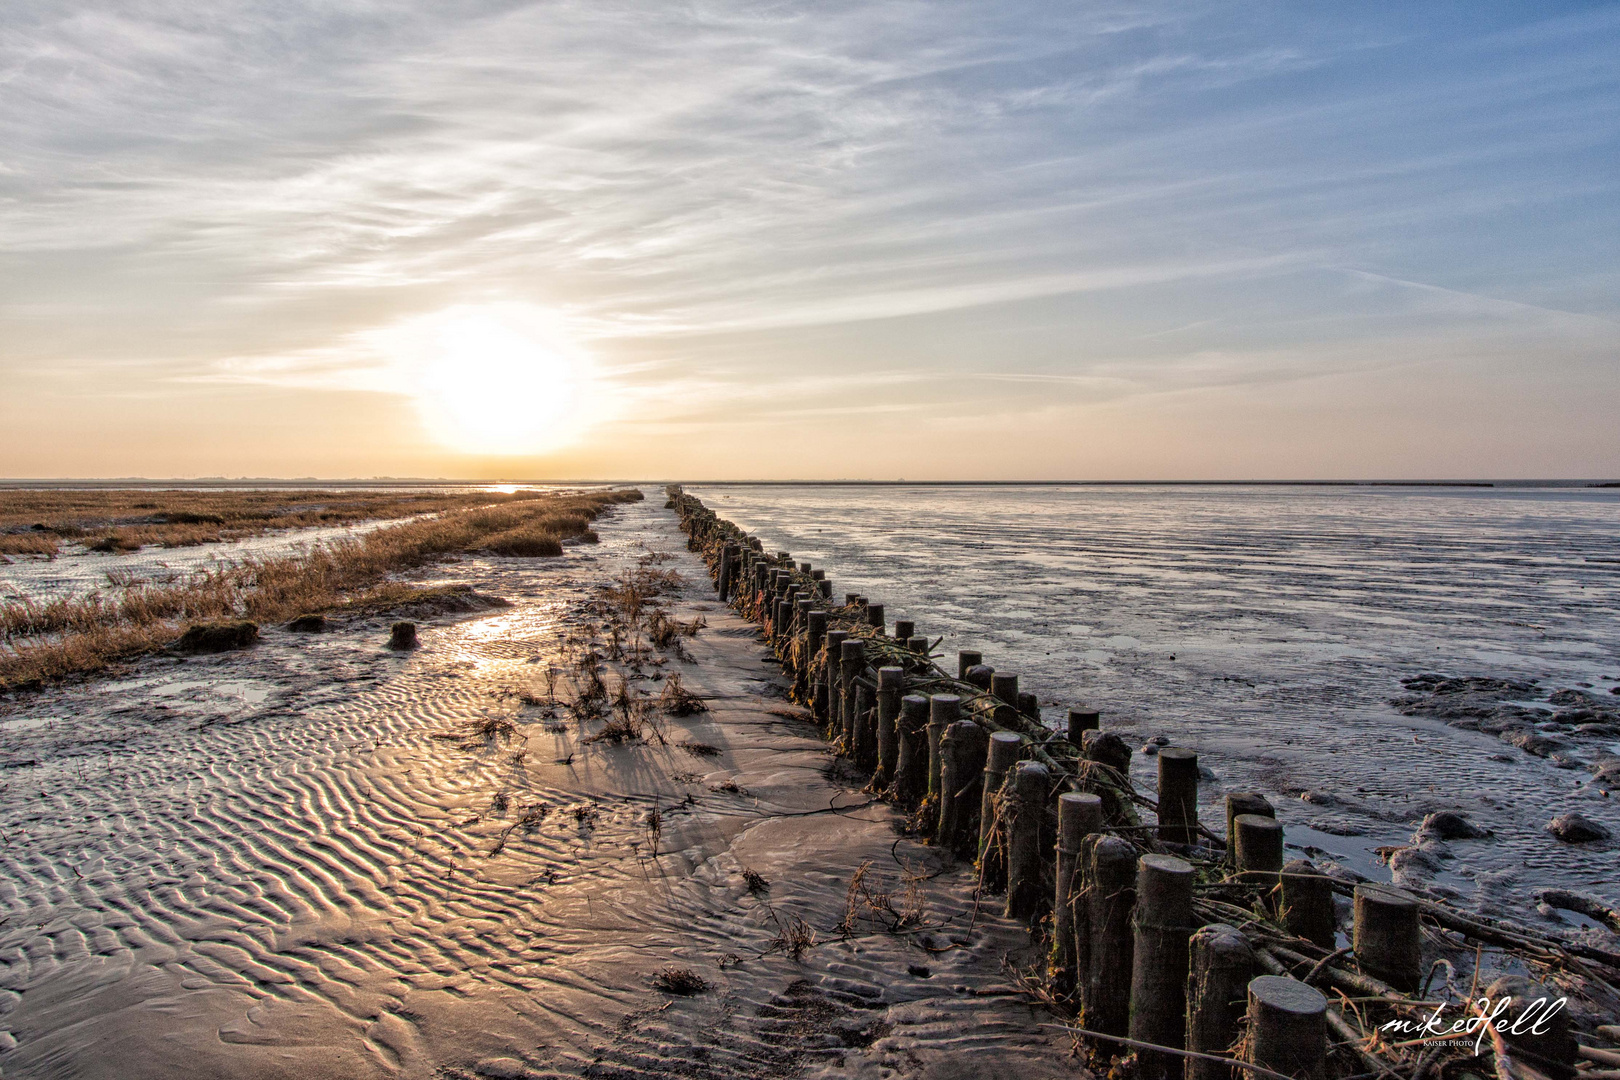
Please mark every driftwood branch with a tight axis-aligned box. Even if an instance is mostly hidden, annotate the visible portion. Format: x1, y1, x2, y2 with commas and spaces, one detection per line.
1043, 1023, 1300, 1080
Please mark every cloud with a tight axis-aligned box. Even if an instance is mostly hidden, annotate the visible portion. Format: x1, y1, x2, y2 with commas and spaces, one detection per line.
1, 2, 1617, 475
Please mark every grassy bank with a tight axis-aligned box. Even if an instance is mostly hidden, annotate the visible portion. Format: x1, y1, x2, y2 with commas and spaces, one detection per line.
0, 488, 644, 691
0, 487, 580, 558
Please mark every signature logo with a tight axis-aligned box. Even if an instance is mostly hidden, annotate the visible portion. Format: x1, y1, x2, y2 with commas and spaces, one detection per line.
1381, 996, 1566, 1056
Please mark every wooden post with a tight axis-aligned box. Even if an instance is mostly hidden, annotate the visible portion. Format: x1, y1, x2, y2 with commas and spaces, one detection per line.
807, 610, 829, 719
1281, 860, 1337, 949
718, 543, 736, 600
1353, 885, 1421, 993
1054, 792, 1104, 999
895, 694, 931, 805
957, 650, 982, 679
865, 602, 885, 633
936, 720, 989, 854
1233, 813, 1284, 893
991, 672, 1019, 705
854, 681, 878, 772
893, 619, 914, 642
1129, 854, 1196, 1080
798, 561, 811, 574
926, 694, 960, 804
822, 629, 849, 739
1083, 834, 1137, 1036
1233, 814, 1284, 914
908, 634, 929, 655
793, 598, 812, 683
1157, 748, 1199, 845
978, 731, 1022, 892
1246, 976, 1327, 1080
839, 638, 865, 754
1187, 924, 1256, 1080
845, 592, 861, 607
1078, 728, 1134, 824
1004, 760, 1050, 922
1081, 729, 1132, 776
1067, 706, 1100, 745
1224, 793, 1273, 866
1016, 691, 1039, 720
876, 667, 904, 786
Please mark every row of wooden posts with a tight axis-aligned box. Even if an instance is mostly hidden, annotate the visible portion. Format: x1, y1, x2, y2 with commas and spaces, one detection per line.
667, 487, 1584, 1080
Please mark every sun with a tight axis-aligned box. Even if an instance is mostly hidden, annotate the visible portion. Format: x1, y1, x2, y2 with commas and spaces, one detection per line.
405, 303, 596, 456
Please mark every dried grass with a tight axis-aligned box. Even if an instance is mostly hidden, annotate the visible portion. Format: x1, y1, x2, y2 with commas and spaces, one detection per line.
658, 673, 708, 716
585, 714, 645, 745
0, 486, 588, 557
0, 534, 63, 558
838, 858, 926, 936
645, 804, 663, 858
648, 610, 705, 653
650, 966, 709, 995
767, 909, 819, 962
0, 488, 643, 690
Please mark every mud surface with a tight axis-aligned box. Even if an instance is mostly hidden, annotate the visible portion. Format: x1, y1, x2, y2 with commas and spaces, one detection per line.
0, 495, 1071, 1079
689, 484, 1620, 929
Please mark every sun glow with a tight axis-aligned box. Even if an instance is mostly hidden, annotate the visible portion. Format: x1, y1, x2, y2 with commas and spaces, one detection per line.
402, 304, 597, 456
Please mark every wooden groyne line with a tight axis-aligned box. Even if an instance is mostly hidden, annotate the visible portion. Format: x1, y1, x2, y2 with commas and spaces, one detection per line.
666, 486, 1620, 1080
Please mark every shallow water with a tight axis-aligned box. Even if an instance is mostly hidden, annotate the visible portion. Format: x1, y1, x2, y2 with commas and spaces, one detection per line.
688, 483, 1620, 916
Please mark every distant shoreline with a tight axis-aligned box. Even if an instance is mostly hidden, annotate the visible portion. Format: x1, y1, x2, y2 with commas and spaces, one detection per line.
2, 477, 1618, 489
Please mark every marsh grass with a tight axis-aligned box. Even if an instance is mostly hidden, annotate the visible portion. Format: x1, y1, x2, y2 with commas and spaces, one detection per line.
0, 488, 643, 690
0, 487, 586, 558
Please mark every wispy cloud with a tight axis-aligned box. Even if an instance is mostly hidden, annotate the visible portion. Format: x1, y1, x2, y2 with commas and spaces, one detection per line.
1, 1, 1616, 475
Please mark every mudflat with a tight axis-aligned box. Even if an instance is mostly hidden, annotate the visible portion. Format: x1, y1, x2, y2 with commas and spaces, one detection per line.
0, 495, 1069, 1079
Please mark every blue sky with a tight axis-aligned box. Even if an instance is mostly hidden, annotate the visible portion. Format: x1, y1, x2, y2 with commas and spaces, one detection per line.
1, 2, 1616, 478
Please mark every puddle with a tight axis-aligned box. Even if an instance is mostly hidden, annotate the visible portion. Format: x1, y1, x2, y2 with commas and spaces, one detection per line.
150, 679, 271, 706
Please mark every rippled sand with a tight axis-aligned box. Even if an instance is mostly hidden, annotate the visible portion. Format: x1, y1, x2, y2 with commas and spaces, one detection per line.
0, 497, 1070, 1079
688, 484, 1620, 924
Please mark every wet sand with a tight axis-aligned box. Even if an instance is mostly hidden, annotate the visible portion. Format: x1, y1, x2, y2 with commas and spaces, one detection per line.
0, 495, 1071, 1079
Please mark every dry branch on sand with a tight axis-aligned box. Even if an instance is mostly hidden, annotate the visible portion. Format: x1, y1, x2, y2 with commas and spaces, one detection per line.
0, 489, 643, 690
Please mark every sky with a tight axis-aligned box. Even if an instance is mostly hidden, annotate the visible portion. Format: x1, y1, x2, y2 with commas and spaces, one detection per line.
2, 1, 1617, 480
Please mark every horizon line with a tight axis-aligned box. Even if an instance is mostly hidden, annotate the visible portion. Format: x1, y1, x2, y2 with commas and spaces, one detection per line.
2, 477, 1619, 489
